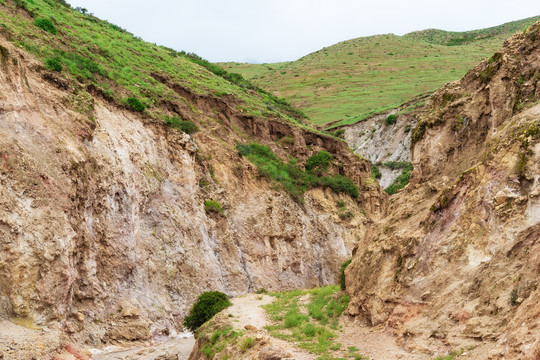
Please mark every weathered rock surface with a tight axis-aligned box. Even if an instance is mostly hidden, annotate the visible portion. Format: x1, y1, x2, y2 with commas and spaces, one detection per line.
346, 22, 540, 358
0, 35, 382, 357
342, 97, 424, 188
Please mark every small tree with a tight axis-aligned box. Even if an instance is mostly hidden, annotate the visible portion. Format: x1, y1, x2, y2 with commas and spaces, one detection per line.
183, 291, 231, 332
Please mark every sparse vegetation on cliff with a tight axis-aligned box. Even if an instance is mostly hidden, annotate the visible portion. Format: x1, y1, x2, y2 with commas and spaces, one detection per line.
340, 259, 352, 290
237, 143, 358, 201
204, 200, 223, 214
165, 116, 199, 134
384, 161, 413, 195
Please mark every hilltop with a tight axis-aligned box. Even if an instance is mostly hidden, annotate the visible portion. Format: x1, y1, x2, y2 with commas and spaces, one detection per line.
220, 16, 540, 128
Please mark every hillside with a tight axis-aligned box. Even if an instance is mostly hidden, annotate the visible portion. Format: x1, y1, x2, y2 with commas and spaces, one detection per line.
220, 16, 540, 128
0, 1, 384, 358
346, 22, 540, 359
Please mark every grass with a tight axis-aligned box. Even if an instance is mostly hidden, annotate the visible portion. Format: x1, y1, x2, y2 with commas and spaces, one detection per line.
263, 285, 359, 360
219, 16, 540, 128
204, 200, 223, 214
0, 0, 307, 129
237, 143, 358, 202
199, 324, 243, 359
431, 348, 466, 360
165, 116, 199, 134
384, 161, 413, 195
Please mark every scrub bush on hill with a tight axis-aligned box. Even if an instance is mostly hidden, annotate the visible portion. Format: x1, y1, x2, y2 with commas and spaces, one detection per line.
126, 97, 145, 112
237, 143, 358, 201
183, 291, 231, 332
165, 116, 199, 134
305, 151, 333, 176
34, 18, 57, 34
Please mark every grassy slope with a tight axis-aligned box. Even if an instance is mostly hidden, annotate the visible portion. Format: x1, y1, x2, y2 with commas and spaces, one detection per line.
0, 0, 304, 126
220, 16, 540, 128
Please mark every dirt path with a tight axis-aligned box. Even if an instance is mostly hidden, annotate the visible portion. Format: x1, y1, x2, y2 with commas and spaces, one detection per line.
224, 294, 317, 360
223, 294, 430, 360
336, 319, 430, 360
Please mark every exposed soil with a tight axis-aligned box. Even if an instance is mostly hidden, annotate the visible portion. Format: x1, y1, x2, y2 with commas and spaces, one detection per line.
197, 293, 432, 360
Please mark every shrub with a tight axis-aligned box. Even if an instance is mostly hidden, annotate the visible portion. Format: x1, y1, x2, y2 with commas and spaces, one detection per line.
165, 117, 199, 134
385, 165, 413, 195
204, 200, 223, 214
386, 114, 397, 125
126, 97, 145, 112
305, 151, 334, 175
237, 143, 358, 201
384, 161, 413, 171
340, 259, 352, 290
34, 18, 58, 34
324, 175, 359, 198
371, 163, 382, 179
183, 291, 231, 332
45, 58, 62, 72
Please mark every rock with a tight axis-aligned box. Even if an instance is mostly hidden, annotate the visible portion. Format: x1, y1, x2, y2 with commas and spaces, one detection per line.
244, 324, 258, 332
258, 345, 293, 360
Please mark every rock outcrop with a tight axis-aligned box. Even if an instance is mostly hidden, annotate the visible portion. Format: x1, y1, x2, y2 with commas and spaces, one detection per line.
346, 22, 540, 358
0, 35, 383, 355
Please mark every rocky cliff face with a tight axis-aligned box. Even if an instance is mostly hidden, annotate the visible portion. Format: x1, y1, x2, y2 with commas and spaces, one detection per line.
342, 98, 424, 189
346, 22, 540, 358
0, 38, 383, 351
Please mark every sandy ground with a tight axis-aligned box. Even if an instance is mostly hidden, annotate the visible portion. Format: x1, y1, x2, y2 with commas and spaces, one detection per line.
223, 293, 430, 360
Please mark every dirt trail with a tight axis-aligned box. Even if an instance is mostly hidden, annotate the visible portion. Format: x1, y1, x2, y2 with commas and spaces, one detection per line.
224, 294, 317, 360
223, 293, 430, 360
336, 319, 430, 360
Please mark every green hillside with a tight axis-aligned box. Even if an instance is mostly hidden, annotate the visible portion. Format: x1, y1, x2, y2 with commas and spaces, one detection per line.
220, 16, 540, 128
0, 0, 306, 127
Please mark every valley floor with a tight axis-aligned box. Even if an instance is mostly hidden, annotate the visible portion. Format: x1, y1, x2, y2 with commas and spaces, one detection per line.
193, 293, 432, 360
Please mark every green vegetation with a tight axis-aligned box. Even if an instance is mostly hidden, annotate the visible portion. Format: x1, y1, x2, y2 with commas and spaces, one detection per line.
183, 291, 231, 332
510, 287, 519, 306
386, 114, 397, 125
126, 97, 145, 112
237, 143, 358, 202
33, 17, 57, 34
339, 259, 352, 291
165, 116, 199, 134
264, 285, 355, 359
204, 200, 223, 214
0, 0, 306, 129
305, 151, 334, 176
45, 57, 62, 72
239, 337, 256, 352
199, 325, 243, 359
370, 163, 382, 179
385, 162, 413, 195
220, 16, 540, 128
431, 348, 466, 360
404, 17, 540, 45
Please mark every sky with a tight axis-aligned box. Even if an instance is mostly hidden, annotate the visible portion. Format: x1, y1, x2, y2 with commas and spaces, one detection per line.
65, 0, 540, 63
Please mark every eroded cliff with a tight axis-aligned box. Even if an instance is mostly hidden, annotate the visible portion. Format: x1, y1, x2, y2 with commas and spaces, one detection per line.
346, 22, 540, 359
0, 32, 383, 357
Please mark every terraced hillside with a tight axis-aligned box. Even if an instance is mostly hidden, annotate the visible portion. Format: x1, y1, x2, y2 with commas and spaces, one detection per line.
220, 16, 540, 128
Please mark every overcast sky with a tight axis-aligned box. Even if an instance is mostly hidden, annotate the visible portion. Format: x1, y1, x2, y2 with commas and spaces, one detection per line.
65, 0, 540, 63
